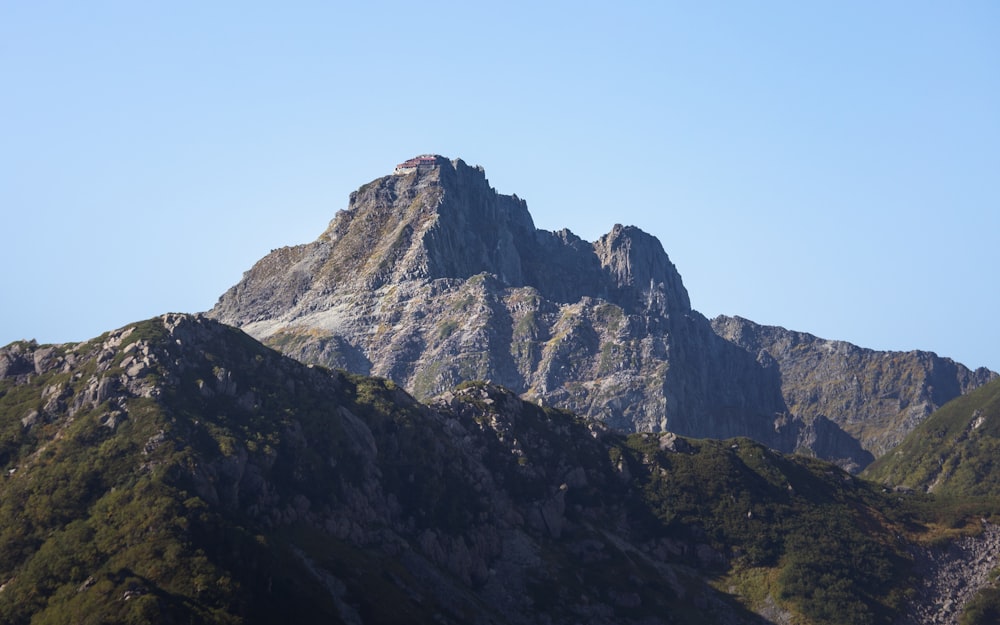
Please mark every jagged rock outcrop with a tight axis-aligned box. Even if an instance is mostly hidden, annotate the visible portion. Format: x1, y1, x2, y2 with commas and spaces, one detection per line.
208, 156, 995, 470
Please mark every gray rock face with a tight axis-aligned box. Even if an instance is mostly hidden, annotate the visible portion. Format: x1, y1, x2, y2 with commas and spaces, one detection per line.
207, 155, 996, 470
712, 315, 997, 463
209, 159, 691, 330
593, 224, 691, 317
0, 342, 35, 379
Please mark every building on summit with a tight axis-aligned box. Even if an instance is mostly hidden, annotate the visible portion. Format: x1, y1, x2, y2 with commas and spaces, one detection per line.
394, 154, 444, 174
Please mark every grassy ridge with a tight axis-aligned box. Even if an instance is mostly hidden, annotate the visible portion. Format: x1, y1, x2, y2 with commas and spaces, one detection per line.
864, 378, 1000, 496
2, 317, 1000, 624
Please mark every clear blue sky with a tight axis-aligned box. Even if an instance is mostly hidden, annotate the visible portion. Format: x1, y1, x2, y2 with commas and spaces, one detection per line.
2, 2, 998, 372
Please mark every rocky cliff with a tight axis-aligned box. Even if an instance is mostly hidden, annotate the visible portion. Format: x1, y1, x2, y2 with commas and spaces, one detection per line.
713, 316, 997, 466
209, 156, 995, 471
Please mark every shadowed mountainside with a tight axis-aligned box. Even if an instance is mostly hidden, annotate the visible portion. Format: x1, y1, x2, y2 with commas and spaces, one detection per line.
4, 314, 1000, 624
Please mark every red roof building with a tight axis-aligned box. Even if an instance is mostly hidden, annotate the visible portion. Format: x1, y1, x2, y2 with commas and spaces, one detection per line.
394, 154, 443, 174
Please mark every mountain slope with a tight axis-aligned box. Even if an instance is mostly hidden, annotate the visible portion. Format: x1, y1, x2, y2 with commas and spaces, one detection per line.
208, 156, 994, 471
863, 377, 1000, 496
0, 314, 763, 624
5, 314, 999, 624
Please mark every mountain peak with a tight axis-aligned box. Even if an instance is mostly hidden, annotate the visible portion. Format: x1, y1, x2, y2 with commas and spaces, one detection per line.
393, 153, 449, 174
263, 156, 691, 310
391, 153, 482, 177
320, 155, 535, 289
594, 223, 691, 315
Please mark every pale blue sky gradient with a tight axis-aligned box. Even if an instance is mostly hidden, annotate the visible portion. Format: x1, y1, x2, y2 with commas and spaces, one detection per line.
2, 2, 998, 371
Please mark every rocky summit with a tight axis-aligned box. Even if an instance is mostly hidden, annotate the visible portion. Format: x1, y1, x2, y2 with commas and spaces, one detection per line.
209, 155, 995, 472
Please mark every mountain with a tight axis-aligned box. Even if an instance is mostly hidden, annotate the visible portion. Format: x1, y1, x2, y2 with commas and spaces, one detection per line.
863, 377, 1000, 496
209, 157, 786, 438
4, 314, 1000, 624
209, 155, 995, 471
